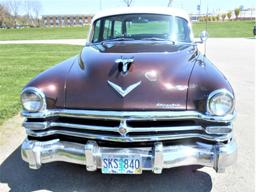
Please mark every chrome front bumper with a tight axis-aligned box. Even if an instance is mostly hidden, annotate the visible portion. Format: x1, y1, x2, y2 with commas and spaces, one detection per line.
21, 138, 237, 174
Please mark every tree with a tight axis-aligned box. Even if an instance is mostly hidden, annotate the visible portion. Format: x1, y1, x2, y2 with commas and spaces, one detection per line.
123, 0, 133, 7
23, 0, 32, 25
215, 15, 220, 21
167, 0, 173, 7
0, 2, 14, 27
234, 8, 240, 20
0, 4, 6, 26
31, 0, 42, 26
203, 16, 207, 22
23, 0, 42, 27
6, 0, 21, 27
221, 13, 226, 21
227, 11, 232, 20
198, 16, 204, 22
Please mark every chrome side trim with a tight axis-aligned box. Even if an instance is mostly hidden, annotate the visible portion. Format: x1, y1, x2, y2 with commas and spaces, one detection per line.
26, 129, 232, 142
21, 138, 237, 173
22, 109, 236, 123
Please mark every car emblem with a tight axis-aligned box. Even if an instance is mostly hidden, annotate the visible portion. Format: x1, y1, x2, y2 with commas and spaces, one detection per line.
107, 80, 141, 97
115, 57, 134, 75
118, 120, 128, 137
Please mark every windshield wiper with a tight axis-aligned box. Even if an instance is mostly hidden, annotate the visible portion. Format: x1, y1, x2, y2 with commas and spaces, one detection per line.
142, 37, 175, 44
141, 37, 167, 41
105, 37, 135, 42
175, 41, 196, 45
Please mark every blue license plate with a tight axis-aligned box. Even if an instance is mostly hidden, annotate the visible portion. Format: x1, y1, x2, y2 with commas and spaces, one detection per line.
101, 154, 142, 174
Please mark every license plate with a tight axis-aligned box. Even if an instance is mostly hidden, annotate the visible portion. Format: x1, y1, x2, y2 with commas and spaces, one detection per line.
101, 154, 142, 174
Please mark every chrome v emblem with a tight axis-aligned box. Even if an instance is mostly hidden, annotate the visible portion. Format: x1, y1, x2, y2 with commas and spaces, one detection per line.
107, 81, 141, 97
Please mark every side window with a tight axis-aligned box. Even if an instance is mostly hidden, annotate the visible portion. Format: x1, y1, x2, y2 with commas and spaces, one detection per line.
170, 17, 191, 42
176, 18, 185, 33
93, 20, 100, 43
114, 21, 122, 37
174, 17, 190, 42
103, 19, 112, 40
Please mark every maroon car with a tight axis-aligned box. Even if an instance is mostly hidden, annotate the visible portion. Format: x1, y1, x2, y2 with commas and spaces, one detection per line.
20, 8, 237, 174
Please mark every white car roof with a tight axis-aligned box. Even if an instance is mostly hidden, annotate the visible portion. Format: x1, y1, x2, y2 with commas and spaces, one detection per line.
92, 7, 190, 23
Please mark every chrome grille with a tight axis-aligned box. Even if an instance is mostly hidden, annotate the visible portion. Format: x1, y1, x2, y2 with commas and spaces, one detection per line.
23, 110, 233, 143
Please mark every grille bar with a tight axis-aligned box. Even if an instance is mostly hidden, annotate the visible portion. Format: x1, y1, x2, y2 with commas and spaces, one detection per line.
22, 109, 236, 123
23, 121, 204, 133
26, 129, 231, 143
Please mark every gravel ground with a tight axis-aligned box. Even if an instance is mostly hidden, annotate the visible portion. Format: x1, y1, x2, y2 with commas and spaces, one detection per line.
0, 38, 255, 192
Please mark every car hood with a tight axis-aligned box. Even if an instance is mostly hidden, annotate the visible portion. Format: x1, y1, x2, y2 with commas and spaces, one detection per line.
65, 41, 198, 110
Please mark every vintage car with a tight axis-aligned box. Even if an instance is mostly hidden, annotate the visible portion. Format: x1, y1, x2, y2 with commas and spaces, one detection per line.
20, 7, 237, 174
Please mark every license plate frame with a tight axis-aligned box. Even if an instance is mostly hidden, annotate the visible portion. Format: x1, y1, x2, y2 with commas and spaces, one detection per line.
101, 154, 142, 174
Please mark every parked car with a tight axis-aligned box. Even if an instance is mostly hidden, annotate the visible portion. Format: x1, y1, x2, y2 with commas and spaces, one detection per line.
20, 7, 237, 174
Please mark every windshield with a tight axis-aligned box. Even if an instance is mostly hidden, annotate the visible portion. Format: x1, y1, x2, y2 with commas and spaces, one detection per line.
91, 14, 192, 43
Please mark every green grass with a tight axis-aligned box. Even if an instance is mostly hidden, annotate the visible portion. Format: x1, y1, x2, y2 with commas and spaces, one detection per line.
192, 20, 254, 38
0, 26, 89, 40
0, 44, 82, 125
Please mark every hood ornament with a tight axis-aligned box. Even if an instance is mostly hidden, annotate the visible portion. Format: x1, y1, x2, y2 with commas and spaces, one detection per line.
107, 80, 141, 97
115, 57, 134, 75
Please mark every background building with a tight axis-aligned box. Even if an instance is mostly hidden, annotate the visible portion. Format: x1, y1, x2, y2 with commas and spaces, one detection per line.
235, 8, 255, 20
42, 14, 93, 27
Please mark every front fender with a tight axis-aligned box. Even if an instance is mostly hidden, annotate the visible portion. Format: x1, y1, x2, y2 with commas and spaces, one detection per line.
187, 54, 234, 113
23, 56, 78, 109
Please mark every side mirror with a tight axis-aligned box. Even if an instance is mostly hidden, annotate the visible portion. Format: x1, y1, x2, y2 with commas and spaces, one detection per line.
200, 31, 208, 42
85, 40, 90, 46
198, 31, 208, 56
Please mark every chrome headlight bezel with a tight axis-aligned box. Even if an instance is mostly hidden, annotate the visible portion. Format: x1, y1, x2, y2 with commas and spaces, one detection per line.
207, 89, 235, 116
20, 87, 46, 113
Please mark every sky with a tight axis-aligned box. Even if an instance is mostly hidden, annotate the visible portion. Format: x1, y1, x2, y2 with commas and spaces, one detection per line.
1, 0, 255, 16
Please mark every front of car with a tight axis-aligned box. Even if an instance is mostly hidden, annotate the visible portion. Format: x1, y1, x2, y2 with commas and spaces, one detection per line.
20, 8, 237, 174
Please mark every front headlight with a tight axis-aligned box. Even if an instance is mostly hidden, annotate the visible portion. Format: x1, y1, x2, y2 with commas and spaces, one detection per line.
207, 89, 234, 116
21, 87, 45, 112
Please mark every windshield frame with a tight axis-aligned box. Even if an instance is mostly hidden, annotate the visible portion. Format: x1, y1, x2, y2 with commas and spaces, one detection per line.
89, 13, 194, 44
